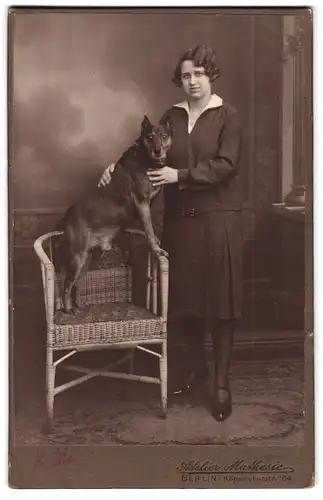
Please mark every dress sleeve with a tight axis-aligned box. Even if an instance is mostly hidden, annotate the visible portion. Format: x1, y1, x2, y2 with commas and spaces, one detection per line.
178, 108, 242, 189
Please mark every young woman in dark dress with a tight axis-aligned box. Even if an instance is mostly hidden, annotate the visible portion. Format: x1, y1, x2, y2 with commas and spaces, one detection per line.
99, 45, 243, 421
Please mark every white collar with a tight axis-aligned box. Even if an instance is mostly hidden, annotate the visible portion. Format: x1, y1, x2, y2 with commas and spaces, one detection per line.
173, 93, 223, 113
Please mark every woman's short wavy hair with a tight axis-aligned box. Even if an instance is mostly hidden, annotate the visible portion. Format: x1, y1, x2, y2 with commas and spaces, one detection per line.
172, 44, 220, 87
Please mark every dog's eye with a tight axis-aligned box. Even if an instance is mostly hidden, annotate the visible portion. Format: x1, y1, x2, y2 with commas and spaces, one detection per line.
161, 134, 168, 140
148, 134, 154, 139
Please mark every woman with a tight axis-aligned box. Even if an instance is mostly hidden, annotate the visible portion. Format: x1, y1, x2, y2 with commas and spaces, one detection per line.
99, 45, 243, 421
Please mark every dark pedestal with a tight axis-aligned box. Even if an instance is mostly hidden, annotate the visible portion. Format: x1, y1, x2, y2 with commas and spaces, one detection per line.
272, 206, 305, 330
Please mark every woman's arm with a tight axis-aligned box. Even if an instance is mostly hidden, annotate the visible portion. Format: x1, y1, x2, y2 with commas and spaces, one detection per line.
98, 139, 142, 187
147, 108, 241, 189
178, 108, 241, 190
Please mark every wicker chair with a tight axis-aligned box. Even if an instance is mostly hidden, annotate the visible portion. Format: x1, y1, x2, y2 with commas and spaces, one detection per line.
33, 229, 169, 427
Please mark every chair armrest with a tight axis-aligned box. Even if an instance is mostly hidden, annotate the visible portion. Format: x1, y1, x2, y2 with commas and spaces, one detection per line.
34, 231, 63, 326
157, 254, 169, 321
125, 229, 169, 321
33, 231, 63, 269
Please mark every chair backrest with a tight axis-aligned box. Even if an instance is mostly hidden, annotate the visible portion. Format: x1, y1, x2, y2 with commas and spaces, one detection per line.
55, 266, 132, 309
34, 232, 132, 317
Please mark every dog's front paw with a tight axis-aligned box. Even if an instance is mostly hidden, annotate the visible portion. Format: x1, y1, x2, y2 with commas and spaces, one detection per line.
152, 246, 169, 258
159, 248, 169, 258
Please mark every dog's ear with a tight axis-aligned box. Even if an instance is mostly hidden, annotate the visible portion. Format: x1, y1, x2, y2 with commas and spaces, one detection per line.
162, 117, 174, 136
141, 115, 152, 132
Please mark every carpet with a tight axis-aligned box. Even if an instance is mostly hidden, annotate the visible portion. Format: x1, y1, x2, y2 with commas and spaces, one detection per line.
13, 358, 304, 446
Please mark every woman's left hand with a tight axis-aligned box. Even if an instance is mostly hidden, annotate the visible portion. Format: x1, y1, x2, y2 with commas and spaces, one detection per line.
147, 166, 178, 187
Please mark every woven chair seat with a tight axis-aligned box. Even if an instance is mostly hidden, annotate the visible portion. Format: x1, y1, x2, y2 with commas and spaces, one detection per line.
53, 303, 165, 348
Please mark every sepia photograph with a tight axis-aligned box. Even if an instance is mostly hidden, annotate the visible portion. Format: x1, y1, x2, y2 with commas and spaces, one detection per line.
8, 6, 313, 488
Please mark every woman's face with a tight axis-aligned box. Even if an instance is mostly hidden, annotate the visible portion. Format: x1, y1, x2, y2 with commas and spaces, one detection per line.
180, 60, 212, 101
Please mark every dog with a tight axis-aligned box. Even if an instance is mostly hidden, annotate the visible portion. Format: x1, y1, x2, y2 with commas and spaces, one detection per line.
57, 115, 173, 314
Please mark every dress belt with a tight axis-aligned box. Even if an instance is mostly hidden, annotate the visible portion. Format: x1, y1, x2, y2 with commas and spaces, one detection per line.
173, 206, 242, 218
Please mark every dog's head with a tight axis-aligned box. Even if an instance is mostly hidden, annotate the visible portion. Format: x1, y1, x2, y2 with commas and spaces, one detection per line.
141, 115, 173, 167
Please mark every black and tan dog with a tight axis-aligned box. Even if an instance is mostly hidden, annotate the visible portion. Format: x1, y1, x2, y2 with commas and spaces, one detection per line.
58, 116, 172, 313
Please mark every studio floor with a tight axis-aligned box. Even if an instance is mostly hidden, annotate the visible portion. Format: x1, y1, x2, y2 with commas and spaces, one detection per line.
12, 354, 304, 446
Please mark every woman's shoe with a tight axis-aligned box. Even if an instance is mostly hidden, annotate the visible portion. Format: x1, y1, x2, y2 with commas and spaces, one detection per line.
172, 380, 191, 396
172, 367, 208, 396
212, 386, 232, 421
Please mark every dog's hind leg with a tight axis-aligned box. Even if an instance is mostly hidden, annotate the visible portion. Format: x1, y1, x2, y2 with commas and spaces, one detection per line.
63, 251, 88, 314
70, 252, 93, 309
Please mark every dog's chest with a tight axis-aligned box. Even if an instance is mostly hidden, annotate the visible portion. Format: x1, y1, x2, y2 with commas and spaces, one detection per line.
134, 171, 161, 202
145, 177, 161, 203
149, 184, 161, 202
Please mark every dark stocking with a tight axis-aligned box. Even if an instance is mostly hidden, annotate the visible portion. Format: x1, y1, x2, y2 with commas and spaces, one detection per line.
183, 317, 207, 380
211, 319, 235, 403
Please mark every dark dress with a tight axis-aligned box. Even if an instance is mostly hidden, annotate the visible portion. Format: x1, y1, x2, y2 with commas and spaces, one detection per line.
160, 98, 243, 321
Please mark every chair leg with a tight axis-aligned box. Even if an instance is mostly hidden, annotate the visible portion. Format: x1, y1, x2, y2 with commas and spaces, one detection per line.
129, 348, 135, 374
159, 339, 167, 418
45, 346, 56, 430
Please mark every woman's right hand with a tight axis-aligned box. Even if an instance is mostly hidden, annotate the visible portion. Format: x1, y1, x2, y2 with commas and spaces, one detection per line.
98, 163, 116, 187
